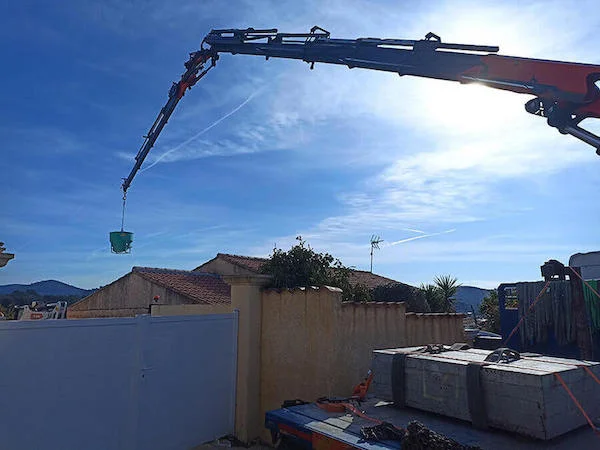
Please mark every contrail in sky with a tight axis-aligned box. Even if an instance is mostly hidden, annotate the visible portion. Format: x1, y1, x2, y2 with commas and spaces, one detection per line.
386, 229, 456, 247
140, 91, 259, 173
402, 228, 426, 234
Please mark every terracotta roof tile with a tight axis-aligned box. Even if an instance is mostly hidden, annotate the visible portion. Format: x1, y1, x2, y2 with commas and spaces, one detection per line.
346, 269, 408, 290
133, 267, 230, 305
217, 253, 267, 272
209, 254, 412, 289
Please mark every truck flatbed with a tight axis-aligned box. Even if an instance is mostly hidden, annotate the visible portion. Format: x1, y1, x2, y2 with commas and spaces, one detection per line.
264, 399, 599, 449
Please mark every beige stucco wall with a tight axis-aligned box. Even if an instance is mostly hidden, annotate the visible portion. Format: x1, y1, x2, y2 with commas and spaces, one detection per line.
405, 312, 466, 346
261, 287, 340, 418
259, 288, 465, 429
335, 301, 407, 395
150, 303, 231, 316
225, 275, 270, 444
67, 308, 148, 319
68, 273, 195, 319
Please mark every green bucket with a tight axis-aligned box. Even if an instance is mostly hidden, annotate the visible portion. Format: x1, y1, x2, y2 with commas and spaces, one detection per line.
109, 231, 133, 254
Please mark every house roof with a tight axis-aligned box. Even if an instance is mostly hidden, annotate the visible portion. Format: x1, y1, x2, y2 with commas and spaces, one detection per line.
133, 267, 230, 305
198, 253, 268, 273
346, 270, 404, 290
198, 253, 410, 289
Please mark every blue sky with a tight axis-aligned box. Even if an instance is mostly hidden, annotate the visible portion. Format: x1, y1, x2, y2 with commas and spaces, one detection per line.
1, 0, 598, 289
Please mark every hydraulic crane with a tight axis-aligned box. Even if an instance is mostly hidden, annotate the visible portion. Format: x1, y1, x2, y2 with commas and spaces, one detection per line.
122, 26, 600, 194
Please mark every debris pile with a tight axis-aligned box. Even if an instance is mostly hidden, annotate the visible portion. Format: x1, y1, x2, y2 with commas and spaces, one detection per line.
403, 421, 482, 450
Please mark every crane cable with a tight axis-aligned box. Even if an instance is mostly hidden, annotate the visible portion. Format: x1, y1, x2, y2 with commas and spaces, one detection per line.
121, 190, 127, 232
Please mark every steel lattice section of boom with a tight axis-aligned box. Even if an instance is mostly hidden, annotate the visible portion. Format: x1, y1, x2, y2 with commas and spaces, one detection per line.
121, 49, 218, 193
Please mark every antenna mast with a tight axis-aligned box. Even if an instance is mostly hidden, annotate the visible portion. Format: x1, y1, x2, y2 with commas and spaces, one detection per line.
370, 235, 384, 273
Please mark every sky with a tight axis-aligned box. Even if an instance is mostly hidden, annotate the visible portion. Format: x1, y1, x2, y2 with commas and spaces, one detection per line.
1, 0, 599, 290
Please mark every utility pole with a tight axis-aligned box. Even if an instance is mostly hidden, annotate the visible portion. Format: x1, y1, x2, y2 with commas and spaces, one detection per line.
370, 235, 383, 273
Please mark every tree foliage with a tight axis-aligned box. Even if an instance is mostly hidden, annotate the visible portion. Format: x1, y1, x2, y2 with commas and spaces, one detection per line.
0, 303, 18, 320
479, 289, 500, 333
0, 289, 82, 320
260, 238, 461, 311
373, 283, 431, 313
260, 237, 336, 288
260, 237, 371, 302
0, 290, 81, 307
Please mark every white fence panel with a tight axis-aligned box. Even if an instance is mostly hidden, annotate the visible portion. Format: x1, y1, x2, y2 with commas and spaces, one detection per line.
0, 313, 237, 450
137, 314, 238, 450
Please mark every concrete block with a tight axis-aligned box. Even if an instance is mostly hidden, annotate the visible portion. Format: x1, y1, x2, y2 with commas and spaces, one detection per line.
371, 347, 600, 440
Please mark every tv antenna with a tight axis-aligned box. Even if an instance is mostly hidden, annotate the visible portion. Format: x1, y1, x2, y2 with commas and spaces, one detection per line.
370, 235, 384, 273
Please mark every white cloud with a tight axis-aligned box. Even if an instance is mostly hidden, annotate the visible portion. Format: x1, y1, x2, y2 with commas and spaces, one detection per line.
17, 0, 598, 288
234, 2, 600, 273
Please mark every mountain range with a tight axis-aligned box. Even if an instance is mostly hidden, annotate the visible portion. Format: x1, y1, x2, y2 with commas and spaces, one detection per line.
0, 280, 94, 298
453, 285, 493, 313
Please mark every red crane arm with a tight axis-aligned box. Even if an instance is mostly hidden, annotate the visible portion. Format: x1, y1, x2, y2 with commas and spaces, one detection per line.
122, 27, 600, 192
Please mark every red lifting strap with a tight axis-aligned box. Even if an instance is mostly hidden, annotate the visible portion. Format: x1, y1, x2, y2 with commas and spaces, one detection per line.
554, 372, 600, 437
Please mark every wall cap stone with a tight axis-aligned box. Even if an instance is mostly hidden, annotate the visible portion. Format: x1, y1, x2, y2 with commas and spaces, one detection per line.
341, 301, 406, 307
262, 285, 343, 293
406, 312, 465, 317
222, 274, 272, 286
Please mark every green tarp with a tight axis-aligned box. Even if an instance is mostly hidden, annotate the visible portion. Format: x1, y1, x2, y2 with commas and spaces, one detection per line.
583, 279, 600, 332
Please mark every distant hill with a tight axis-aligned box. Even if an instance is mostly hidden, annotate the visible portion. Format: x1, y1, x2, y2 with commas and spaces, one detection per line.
0, 280, 93, 298
453, 286, 493, 313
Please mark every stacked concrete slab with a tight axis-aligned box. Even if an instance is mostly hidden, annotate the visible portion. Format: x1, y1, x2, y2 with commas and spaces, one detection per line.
371, 346, 600, 440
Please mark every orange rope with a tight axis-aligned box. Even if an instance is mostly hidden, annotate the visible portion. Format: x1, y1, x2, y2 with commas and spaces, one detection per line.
581, 365, 600, 386
503, 280, 551, 346
554, 372, 600, 437
502, 268, 598, 348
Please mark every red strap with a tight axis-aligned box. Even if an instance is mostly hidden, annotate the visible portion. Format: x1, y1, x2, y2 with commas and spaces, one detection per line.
503, 280, 551, 346
554, 372, 600, 437
569, 266, 600, 302
581, 365, 600, 386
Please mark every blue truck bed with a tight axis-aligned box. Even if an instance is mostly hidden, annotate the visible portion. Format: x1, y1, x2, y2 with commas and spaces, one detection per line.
265, 399, 599, 449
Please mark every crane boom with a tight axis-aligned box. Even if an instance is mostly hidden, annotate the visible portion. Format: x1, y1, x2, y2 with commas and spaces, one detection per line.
121, 50, 217, 192
122, 26, 600, 193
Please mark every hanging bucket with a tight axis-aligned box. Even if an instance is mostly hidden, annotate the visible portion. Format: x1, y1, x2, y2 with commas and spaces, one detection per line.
109, 231, 133, 254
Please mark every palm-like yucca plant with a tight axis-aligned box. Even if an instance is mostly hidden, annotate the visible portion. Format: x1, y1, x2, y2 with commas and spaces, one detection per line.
420, 283, 443, 312
433, 275, 461, 313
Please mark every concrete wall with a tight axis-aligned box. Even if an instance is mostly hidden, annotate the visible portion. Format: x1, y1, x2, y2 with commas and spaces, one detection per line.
150, 304, 231, 316
259, 287, 465, 431
336, 301, 407, 394
225, 275, 271, 443
261, 286, 340, 419
68, 273, 192, 318
405, 312, 465, 346
68, 307, 149, 319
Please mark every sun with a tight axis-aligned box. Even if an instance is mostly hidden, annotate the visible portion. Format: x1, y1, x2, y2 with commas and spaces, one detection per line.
415, 80, 529, 135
